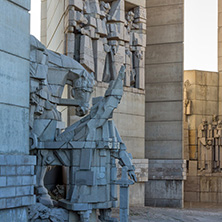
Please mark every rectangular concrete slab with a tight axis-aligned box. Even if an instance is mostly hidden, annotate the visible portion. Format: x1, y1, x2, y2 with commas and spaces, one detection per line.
146, 43, 183, 64
146, 63, 183, 84
145, 82, 183, 102
145, 180, 183, 206
0, 0, 30, 59
147, 24, 183, 45
8, 0, 30, 10
145, 101, 183, 122
145, 121, 182, 141
0, 104, 29, 154
0, 51, 29, 108
147, 4, 183, 26
147, 0, 183, 7
145, 140, 182, 159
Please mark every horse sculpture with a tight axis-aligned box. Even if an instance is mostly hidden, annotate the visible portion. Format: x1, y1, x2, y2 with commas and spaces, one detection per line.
29, 36, 136, 222
29, 35, 94, 205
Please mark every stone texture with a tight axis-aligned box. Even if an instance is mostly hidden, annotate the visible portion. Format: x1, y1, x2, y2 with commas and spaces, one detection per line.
147, 24, 183, 45
146, 121, 182, 141
145, 82, 183, 102
0, 104, 29, 154
145, 180, 184, 208
146, 63, 183, 83
0, 0, 30, 59
148, 160, 186, 180
145, 0, 184, 208
147, 0, 183, 7
146, 101, 182, 122
0, 51, 30, 108
145, 141, 182, 159
8, 0, 30, 10
147, 4, 183, 26
146, 43, 183, 64
0, 207, 28, 222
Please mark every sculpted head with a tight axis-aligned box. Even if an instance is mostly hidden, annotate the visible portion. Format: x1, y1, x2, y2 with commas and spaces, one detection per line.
71, 72, 94, 116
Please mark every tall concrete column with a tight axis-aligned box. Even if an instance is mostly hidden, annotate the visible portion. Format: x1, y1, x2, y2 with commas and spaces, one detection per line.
41, 0, 47, 46
0, 0, 36, 221
145, 0, 186, 208
218, 0, 222, 119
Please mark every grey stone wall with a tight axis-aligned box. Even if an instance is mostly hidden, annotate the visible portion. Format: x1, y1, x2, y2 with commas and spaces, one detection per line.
145, 0, 185, 208
0, 0, 36, 221
0, 155, 36, 209
0, 0, 30, 154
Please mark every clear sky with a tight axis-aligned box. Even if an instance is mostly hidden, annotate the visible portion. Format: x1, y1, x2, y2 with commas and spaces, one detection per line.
30, 0, 218, 72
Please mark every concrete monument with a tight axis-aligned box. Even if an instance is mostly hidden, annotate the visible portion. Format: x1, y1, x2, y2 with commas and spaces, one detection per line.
29, 36, 136, 222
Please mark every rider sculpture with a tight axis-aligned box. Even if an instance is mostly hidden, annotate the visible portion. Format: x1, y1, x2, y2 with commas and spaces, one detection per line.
29, 36, 136, 222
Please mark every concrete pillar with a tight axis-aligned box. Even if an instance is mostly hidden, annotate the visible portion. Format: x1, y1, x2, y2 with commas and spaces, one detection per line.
218, 0, 222, 119
41, 0, 47, 46
0, 0, 36, 220
145, 0, 186, 208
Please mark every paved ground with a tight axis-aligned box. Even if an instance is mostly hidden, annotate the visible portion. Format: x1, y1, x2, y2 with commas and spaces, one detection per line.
112, 205, 222, 222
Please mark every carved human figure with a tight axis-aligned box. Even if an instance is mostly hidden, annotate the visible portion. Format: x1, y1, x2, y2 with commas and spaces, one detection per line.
197, 118, 208, 171
29, 36, 94, 206
214, 120, 222, 171
184, 80, 192, 116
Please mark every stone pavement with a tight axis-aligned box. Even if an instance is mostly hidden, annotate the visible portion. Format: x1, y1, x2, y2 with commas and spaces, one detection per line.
112, 205, 222, 222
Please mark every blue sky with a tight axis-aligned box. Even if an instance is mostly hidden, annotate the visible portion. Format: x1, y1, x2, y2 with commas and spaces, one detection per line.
30, 0, 218, 72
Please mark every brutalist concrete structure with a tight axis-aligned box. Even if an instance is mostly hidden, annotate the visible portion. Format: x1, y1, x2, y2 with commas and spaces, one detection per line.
40, 0, 186, 208
0, 0, 36, 221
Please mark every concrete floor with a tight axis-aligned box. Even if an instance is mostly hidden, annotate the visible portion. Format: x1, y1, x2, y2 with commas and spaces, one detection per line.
111, 204, 222, 222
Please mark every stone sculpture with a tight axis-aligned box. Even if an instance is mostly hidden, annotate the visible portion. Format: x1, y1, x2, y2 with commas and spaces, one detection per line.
65, 0, 146, 89
29, 35, 136, 222
197, 116, 222, 173
28, 203, 68, 222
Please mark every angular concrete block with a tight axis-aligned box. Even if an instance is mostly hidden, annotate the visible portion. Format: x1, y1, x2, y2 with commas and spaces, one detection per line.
125, 0, 146, 7
0, 207, 28, 221
146, 63, 183, 83
0, 0, 30, 59
184, 176, 199, 192
145, 82, 183, 102
184, 191, 199, 202
8, 0, 31, 10
146, 101, 182, 122
148, 159, 186, 180
147, 0, 183, 7
147, 4, 183, 26
0, 177, 7, 187
146, 43, 183, 64
0, 104, 29, 154
147, 24, 183, 45
0, 187, 16, 198
145, 180, 184, 207
145, 140, 182, 159
188, 161, 198, 176
0, 51, 29, 108
145, 121, 182, 141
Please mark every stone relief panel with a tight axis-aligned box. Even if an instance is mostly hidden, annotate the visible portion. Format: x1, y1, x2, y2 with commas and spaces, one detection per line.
197, 115, 222, 173
64, 0, 146, 89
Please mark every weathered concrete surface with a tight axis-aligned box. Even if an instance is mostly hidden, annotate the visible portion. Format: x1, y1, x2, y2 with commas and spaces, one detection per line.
145, 0, 184, 208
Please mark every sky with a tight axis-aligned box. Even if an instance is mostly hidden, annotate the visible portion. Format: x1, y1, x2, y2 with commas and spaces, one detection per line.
30, 0, 218, 72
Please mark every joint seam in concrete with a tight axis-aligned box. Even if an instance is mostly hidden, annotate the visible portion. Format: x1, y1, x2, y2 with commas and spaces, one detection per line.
0, 49, 30, 62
